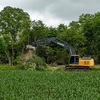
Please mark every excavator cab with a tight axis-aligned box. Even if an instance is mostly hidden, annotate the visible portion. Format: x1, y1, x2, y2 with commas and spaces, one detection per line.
69, 55, 79, 64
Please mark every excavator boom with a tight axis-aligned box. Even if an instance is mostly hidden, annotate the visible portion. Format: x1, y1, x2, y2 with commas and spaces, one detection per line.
36, 37, 76, 55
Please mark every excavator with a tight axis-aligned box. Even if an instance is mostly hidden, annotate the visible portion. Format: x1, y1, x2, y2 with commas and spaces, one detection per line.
27, 37, 94, 70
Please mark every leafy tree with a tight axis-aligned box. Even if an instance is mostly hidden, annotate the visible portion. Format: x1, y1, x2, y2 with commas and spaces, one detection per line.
68, 21, 86, 55
47, 27, 57, 37
57, 24, 68, 40
0, 6, 31, 65
79, 13, 100, 63
57, 23, 86, 56
29, 20, 48, 44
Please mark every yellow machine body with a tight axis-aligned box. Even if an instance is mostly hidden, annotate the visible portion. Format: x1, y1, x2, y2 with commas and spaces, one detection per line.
68, 55, 94, 69
79, 58, 94, 67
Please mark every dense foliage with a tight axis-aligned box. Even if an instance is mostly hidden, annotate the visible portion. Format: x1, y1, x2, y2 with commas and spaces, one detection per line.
18, 52, 47, 71
0, 70, 100, 100
0, 6, 100, 65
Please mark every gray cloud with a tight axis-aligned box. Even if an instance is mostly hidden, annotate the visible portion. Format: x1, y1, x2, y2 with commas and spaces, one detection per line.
0, 0, 100, 26
48, 0, 100, 20
16, 0, 100, 20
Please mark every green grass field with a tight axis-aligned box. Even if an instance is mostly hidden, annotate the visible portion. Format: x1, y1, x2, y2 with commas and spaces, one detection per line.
0, 69, 100, 100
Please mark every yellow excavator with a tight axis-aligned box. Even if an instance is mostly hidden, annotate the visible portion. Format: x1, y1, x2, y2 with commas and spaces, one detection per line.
28, 37, 94, 70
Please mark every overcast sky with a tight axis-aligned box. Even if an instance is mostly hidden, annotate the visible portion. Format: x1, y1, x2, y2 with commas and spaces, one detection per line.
0, 0, 100, 27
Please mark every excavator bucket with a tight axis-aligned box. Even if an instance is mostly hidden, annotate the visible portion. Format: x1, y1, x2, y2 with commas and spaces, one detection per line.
26, 45, 36, 50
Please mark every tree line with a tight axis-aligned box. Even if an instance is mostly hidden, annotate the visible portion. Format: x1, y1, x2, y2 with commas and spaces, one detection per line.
0, 6, 100, 65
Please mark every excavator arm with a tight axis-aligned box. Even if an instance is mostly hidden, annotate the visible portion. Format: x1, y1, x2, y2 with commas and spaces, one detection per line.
35, 37, 76, 55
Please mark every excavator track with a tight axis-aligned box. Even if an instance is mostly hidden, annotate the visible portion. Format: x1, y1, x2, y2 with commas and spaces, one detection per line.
65, 66, 91, 70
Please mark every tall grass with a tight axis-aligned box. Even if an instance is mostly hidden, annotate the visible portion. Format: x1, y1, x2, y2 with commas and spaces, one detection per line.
0, 64, 17, 70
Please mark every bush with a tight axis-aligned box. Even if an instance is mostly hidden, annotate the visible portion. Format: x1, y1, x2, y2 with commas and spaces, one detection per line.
18, 53, 47, 71
34, 56, 47, 71
18, 59, 36, 70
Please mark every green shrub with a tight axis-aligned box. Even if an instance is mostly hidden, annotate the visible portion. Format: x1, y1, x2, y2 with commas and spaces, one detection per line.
34, 56, 47, 71
18, 53, 47, 71
18, 59, 36, 70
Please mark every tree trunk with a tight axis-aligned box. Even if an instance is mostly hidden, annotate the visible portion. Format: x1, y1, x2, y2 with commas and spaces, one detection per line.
5, 50, 12, 65
11, 40, 14, 66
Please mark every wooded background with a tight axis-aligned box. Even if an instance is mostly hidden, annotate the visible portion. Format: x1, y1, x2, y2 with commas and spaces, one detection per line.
0, 6, 100, 65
